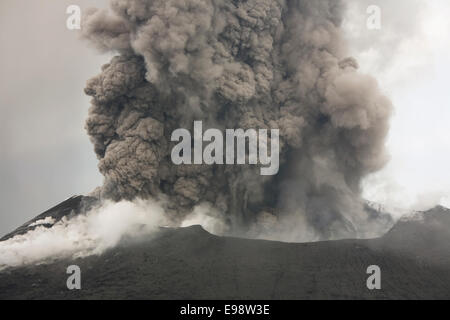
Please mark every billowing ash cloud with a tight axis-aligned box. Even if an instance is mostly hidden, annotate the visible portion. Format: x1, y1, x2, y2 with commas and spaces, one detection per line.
82, 0, 392, 241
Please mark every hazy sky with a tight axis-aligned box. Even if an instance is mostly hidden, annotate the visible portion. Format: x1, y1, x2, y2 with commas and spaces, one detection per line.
343, 0, 450, 211
0, 0, 108, 235
0, 0, 449, 235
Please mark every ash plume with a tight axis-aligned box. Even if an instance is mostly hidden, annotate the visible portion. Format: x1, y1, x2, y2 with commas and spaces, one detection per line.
82, 0, 392, 241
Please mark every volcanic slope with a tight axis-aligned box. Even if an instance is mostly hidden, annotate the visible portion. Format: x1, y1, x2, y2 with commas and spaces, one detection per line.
0, 198, 449, 300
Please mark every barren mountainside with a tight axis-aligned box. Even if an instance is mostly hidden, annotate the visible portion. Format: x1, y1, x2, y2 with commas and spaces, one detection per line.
0, 197, 449, 300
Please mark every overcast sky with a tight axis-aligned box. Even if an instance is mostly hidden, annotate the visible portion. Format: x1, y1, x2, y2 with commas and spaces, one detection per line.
343, 0, 450, 211
0, 0, 108, 235
1, 0, 449, 235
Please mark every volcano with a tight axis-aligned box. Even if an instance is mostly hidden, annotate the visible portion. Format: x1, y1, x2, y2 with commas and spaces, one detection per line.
0, 197, 449, 300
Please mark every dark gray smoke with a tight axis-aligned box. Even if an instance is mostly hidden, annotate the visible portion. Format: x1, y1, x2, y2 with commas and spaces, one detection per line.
82, 0, 392, 241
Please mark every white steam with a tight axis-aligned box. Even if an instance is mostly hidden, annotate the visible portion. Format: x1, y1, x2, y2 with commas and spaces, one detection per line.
0, 199, 165, 270
180, 202, 229, 235
0, 198, 230, 270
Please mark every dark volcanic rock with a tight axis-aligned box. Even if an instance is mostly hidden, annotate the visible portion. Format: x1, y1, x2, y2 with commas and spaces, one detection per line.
0, 200, 449, 300
0, 196, 98, 242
